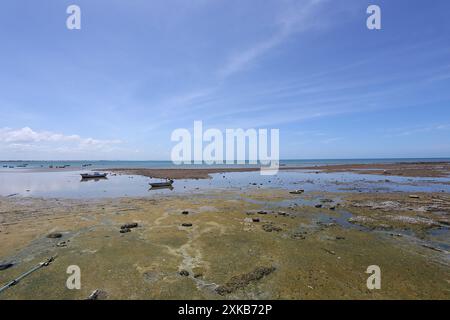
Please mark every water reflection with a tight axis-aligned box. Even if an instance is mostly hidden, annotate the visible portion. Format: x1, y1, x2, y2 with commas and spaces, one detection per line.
149, 185, 174, 191
0, 169, 449, 199
80, 177, 108, 183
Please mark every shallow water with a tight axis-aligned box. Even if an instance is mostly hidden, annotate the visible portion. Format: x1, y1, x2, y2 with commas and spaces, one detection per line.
0, 169, 449, 199
2, 158, 450, 171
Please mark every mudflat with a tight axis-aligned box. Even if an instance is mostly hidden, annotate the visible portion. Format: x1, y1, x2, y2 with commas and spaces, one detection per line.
0, 187, 448, 299
106, 161, 450, 179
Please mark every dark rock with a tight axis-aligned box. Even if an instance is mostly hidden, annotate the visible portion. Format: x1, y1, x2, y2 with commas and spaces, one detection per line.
121, 223, 138, 229
315, 204, 323, 208
47, 232, 62, 239
179, 270, 190, 276
252, 218, 260, 223
257, 210, 268, 215
56, 241, 68, 247
182, 211, 189, 215
329, 206, 336, 210
181, 223, 193, 227
120, 228, 131, 233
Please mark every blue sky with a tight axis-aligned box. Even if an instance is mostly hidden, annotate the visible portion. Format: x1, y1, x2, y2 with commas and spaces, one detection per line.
0, 0, 449, 160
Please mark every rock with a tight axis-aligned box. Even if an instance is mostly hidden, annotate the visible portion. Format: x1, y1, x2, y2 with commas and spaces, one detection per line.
322, 248, 336, 255
315, 204, 323, 208
182, 210, 189, 215
292, 233, 306, 240
87, 289, 108, 300
252, 218, 260, 223
179, 270, 190, 276
409, 195, 420, 199
0, 262, 14, 271
216, 266, 276, 296
181, 223, 193, 227
277, 211, 288, 216
56, 241, 68, 247
336, 236, 345, 240
329, 206, 336, 210
389, 233, 403, 237
121, 223, 138, 229
120, 228, 131, 233
257, 210, 268, 215
289, 190, 304, 195
47, 232, 62, 239
262, 224, 282, 232
193, 273, 203, 278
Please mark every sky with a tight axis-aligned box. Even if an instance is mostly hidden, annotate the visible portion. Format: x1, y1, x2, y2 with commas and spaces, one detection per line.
0, 0, 449, 160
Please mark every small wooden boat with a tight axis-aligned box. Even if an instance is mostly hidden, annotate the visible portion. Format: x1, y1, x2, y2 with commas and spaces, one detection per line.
80, 172, 108, 179
149, 179, 174, 188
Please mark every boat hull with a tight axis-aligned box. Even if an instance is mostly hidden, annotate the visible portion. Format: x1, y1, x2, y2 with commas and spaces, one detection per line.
80, 173, 108, 179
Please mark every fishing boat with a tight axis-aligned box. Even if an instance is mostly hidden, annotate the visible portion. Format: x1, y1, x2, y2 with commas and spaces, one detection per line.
149, 179, 174, 188
80, 172, 108, 179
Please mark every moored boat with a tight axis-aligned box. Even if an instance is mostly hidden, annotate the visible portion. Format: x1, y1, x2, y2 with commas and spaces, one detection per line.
80, 172, 108, 179
149, 179, 174, 188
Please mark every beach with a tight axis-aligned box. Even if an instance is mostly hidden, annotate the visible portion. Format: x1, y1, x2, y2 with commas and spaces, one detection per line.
0, 161, 449, 299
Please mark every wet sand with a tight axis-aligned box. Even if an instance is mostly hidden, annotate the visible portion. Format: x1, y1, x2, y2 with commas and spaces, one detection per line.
106, 161, 450, 179
300, 161, 450, 178
0, 187, 448, 299
106, 167, 262, 179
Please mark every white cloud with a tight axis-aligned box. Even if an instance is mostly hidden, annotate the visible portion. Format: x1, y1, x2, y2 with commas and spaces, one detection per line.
0, 127, 122, 157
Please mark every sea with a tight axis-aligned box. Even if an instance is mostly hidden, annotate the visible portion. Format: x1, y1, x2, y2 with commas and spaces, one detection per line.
0, 158, 449, 170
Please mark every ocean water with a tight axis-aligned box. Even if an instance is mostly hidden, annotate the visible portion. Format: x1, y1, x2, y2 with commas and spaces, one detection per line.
0, 158, 449, 171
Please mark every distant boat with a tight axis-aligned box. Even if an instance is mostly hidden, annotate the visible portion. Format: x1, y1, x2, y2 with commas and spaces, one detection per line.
149, 179, 174, 188
80, 172, 108, 179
